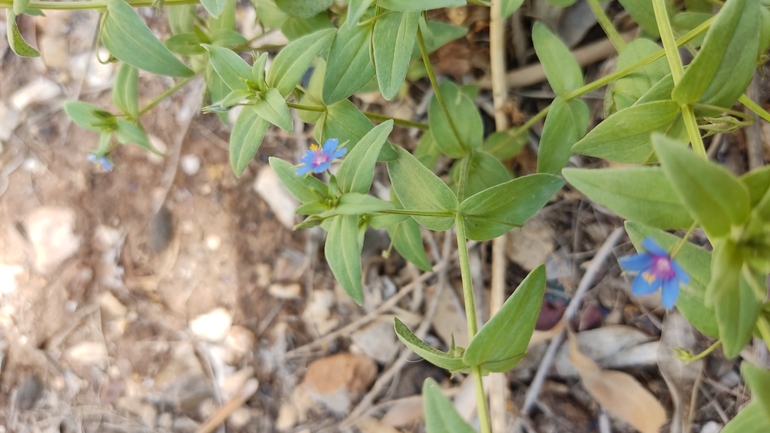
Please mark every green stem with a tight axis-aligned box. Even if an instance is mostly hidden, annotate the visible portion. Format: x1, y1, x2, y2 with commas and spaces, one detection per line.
739, 94, 770, 123
677, 339, 722, 363
362, 111, 430, 131
2, 0, 200, 10
287, 102, 326, 112
651, 0, 706, 157
757, 315, 770, 349
586, 0, 625, 52
670, 222, 698, 259
455, 215, 491, 433
138, 76, 196, 116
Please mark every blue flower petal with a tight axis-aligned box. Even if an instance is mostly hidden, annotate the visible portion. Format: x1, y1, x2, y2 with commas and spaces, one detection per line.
671, 261, 690, 285
619, 253, 653, 271
631, 272, 663, 295
300, 151, 316, 164
661, 277, 680, 309
330, 147, 347, 160
642, 237, 668, 256
313, 161, 331, 173
296, 164, 313, 175
322, 138, 339, 154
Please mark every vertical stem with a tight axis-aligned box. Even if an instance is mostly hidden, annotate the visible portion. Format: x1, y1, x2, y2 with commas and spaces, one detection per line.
586, 0, 625, 52
456, 215, 491, 433
138, 76, 195, 116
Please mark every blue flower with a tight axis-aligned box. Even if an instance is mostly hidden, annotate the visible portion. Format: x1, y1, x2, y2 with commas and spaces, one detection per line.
619, 237, 690, 310
296, 138, 346, 175
88, 154, 113, 172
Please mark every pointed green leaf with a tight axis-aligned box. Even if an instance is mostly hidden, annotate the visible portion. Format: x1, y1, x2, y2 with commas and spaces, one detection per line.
563, 167, 694, 229
714, 270, 761, 358
230, 106, 270, 176
672, 0, 761, 108
415, 130, 441, 169
412, 20, 468, 57
625, 221, 718, 337
394, 318, 468, 372
203, 44, 252, 91
610, 38, 669, 113
378, 0, 466, 11
268, 28, 336, 97
323, 21, 375, 105
269, 157, 328, 204
617, 0, 660, 36
464, 265, 546, 372
347, 0, 375, 26
389, 217, 432, 272
532, 22, 583, 96
653, 134, 750, 237
450, 151, 511, 198
275, 0, 334, 18
13, 0, 31, 17
281, 12, 335, 41
722, 401, 770, 433
423, 378, 476, 433
742, 363, 770, 419
573, 100, 682, 163
387, 146, 458, 231
6, 12, 40, 57
326, 215, 364, 304
102, 0, 193, 77
459, 174, 564, 241
320, 193, 395, 217
113, 63, 139, 119
63, 101, 114, 132
501, 0, 525, 19
201, 0, 226, 18
537, 97, 589, 174
254, 88, 293, 132
481, 129, 527, 160
741, 166, 770, 209
428, 80, 483, 158
168, 5, 195, 34
373, 11, 419, 100
318, 100, 398, 161
337, 120, 393, 194
115, 119, 161, 154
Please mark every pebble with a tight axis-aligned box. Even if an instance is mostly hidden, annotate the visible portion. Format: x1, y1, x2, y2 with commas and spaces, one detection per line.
0, 265, 24, 294
189, 308, 233, 342
229, 407, 252, 428
268, 283, 302, 300
180, 154, 201, 176
205, 234, 221, 251
302, 353, 377, 414
24, 207, 81, 273
65, 341, 108, 367
16, 375, 44, 411
253, 165, 298, 229
11, 78, 61, 111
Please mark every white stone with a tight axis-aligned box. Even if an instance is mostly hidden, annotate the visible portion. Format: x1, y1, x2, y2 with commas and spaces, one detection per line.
268, 283, 302, 300
180, 154, 201, 176
189, 308, 233, 342
65, 341, 108, 367
24, 207, 81, 273
11, 78, 61, 111
205, 235, 221, 251
0, 103, 20, 142
0, 265, 24, 294
253, 166, 298, 229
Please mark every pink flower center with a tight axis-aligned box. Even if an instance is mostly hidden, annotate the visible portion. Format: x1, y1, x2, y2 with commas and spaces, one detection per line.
312, 150, 330, 167
650, 256, 676, 280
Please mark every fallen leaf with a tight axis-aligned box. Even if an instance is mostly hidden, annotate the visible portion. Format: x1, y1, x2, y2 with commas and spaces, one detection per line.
568, 329, 667, 433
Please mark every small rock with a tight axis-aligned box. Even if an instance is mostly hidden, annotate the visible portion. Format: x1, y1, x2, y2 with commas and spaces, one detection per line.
255, 263, 272, 287
16, 375, 44, 411
700, 421, 722, 433
351, 317, 398, 364
302, 353, 377, 414
303, 290, 338, 335
225, 325, 256, 356
190, 308, 232, 342
276, 402, 298, 431
11, 78, 61, 111
253, 165, 298, 229
205, 235, 221, 251
0, 265, 24, 294
269, 283, 302, 300
66, 341, 108, 367
24, 207, 81, 273
180, 154, 201, 176
506, 218, 555, 272
220, 367, 254, 400
0, 103, 20, 142
99, 291, 127, 319
229, 407, 252, 429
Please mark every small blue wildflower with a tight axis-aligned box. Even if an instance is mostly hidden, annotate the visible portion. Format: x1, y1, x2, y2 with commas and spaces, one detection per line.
619, 238, 690, 310
87, 154, 113, 172
296, 138, 346, 175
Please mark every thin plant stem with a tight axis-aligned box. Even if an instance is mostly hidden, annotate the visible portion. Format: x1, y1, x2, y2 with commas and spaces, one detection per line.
670, 222, 698, 259
455, 215, 491, 433
138, 76, 196, 116
678, 339, 722, 363
287, 102, 326, 112
757, 315, 770, 350
287, 102, 429, 130
586, 0, 625, 52
739, 94, 770, 123
1, 0, 199, 10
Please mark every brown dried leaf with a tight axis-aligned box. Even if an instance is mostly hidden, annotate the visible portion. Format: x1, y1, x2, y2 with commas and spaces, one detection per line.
568, 329, 667, 433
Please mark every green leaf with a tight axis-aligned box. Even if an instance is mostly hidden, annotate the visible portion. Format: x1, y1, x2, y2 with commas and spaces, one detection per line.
742, 363, 770, 420
319, 99, 398, 161
394, 319, 468, 372
722, 401, 770, 433
501, 0, 525, 19
115, 119, 160, 154
422, 378, 476, 433
714, 268, 761, 358
741, 166, 770, 208
653, 133, 750, 237
267, 28, 336, 97
412, 20, 468, 57
167, 5, 195, 34
326, 215, 364, 304
415, 131, 441, 169
373, 11, 419, 100
251, 52, 268, 87
563, 167, 694, 230
389, 217, 432, 272
460, 174, 564, 241
672, 0, 761, 108
378, 0, 466, 11
63, 101, 114, 132
113, 63, 139, 119
6, 12, 40, 57
275, 0, 334, 18
635, 73, 675, 105
450, 151, 511, 198
323, 21, 375, 105
672, 12, 711, 47
102, 0, 193, 77
320, 193, 395, 217
13, 0, 31, 16
203, 44, 252, 91
165, 33, 206, 56
428, 80, 483, 158
617, 0, 660, 36
532, 22, 583, 97
281, 13, 335, 40
537, 97, 589, 174
209, 0, 236, 32
464, 265, 545, 372
610, 38, 669, 113
269, 157, 328, 204
254, 88, 293, 132
230, 106, 270, 176
481, 129, 527, 160
572, 100, 681, 164
387, 146, 458, 231
201, 0, 226, 18
337, 120, 393, 194
625, 221, 718, 337
706, 238, 743, 308
347, 0, 375, 26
